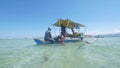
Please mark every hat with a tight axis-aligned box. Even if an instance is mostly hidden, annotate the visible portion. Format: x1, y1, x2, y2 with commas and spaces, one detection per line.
48, 27, 51, 31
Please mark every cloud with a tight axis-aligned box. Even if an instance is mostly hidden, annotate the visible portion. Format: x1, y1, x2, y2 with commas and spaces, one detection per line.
86, 28, 120, 35
112, 28, 120, 33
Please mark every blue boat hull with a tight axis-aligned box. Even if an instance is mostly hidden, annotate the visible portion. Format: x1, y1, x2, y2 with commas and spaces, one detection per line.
34, 38, 54, 45
34, 38, 81, 45
34, 39, 44, 44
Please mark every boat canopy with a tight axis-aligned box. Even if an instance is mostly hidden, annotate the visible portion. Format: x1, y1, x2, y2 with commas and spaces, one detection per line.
53, 19, 86, 29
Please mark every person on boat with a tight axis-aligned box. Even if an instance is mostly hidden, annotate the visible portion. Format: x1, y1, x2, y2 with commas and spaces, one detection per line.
71, 28, 81, 37
60, 24, 66, 44
44, 27, 55, 43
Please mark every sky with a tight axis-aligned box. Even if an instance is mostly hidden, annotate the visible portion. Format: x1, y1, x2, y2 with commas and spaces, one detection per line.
0, 0, 120, 38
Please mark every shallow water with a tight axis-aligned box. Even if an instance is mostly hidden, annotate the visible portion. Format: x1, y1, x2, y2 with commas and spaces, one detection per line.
0, 38, 120, 68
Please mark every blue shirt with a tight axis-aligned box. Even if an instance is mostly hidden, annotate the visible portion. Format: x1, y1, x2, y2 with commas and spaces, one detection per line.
44, 30, 52, 41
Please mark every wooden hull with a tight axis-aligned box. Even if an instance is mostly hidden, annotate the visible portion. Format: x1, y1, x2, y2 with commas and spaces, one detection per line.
34, 38, 82, 45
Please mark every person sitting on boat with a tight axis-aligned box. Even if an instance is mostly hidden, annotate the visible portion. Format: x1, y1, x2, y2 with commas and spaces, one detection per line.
44, 27, 55, 43
70, 28, 81, 37
73, 32, 80, 37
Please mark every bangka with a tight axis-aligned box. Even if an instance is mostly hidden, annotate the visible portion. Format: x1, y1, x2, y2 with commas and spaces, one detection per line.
34, 19, 87, 45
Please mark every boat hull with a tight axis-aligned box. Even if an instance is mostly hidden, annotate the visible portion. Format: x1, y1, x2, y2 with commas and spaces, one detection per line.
34, 38, 82, 45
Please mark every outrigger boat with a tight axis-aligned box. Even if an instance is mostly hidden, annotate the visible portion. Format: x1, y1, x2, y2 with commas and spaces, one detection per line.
34, 19, 87, 45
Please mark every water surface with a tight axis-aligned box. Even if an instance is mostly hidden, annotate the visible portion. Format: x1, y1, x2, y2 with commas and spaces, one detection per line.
0, 38, 120, 68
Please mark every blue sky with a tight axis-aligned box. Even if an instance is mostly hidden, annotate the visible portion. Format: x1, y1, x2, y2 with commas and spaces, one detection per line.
0, 0, 120, 38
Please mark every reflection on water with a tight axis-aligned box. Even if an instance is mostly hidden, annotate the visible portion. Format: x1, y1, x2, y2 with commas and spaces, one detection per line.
0, 38, 120, 68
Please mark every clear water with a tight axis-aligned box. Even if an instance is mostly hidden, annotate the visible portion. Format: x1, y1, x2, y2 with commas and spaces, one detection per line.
0, 38, 120, 68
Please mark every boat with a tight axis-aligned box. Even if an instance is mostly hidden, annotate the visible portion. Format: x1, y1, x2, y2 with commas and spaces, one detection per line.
34, 19, 87, 45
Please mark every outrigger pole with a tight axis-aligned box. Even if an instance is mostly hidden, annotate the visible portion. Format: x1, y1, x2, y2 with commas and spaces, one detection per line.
58, 19, 61, 35
83, 27, 87, 35
67, 19, 70, 28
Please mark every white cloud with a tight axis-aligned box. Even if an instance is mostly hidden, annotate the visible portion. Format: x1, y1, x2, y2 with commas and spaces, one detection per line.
112, 28, 120, 33
86, 28, 120, 35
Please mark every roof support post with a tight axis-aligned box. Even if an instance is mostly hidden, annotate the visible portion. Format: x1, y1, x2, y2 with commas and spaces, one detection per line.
66, 19, 70, 28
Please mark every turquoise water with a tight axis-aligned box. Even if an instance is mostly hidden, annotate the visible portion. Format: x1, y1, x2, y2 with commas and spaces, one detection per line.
0, 38, 120, 68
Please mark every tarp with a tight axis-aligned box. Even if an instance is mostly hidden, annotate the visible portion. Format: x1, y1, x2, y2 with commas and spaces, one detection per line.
53, 19, 86, 29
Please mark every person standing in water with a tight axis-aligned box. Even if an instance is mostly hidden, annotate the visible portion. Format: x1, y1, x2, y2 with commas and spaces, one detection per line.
60, 24, 66, 44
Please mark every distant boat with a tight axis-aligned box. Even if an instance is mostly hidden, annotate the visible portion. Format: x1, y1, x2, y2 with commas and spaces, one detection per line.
34, 19, 87, 45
